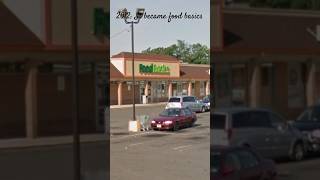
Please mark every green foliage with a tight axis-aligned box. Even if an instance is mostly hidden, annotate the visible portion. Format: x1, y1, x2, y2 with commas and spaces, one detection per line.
141, 40, 209, 64
249, 0, 320, 9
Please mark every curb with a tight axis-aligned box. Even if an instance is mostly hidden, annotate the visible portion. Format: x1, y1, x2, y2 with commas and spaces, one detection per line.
110, 102, 166, 109
0, 134, 107, 150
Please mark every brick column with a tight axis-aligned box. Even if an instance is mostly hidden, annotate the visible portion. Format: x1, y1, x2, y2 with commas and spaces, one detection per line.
249, 63, 261, 108
205, 81, 210, 96
306, 61, 316, 107
117, 82, 123, 105
25, 63, 38, 138
144, 81, 149, 96
188, 81, 192, 96
168, 81, 173, 98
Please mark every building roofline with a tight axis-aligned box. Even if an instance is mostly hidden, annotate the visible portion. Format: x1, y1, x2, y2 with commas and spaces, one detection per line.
224, 7, 320, 18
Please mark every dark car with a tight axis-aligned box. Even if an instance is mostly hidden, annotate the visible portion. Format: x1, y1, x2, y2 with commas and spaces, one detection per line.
211, 146, 277, 180
151, 108, 197, 131
292, 104, 320, 152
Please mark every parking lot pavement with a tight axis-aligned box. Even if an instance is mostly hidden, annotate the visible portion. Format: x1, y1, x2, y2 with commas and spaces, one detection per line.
0, 142, 108, 180
276, 156, 320, 180
110, 105, 166, 136
110, 111, 210, 180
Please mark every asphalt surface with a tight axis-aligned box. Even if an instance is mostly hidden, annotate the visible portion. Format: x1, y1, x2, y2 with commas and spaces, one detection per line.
276, 155, 320, 180
110, 106, 210, 180
0, 141, 109, 180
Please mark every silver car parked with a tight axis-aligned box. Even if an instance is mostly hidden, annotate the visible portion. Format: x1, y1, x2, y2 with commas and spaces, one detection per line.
211, 108, 307, 161
166, 96, 206, 113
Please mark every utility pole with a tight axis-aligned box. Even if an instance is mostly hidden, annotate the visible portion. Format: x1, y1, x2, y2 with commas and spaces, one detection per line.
71, 0, 81, 180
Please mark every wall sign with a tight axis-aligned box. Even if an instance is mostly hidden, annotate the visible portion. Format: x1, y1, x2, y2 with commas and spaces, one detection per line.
139, 64, 170, 74
93, 8, 109, 36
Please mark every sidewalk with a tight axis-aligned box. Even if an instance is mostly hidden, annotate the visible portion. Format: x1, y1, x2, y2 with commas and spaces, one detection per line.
0, 134, 107, 149
110, 102, 167, 109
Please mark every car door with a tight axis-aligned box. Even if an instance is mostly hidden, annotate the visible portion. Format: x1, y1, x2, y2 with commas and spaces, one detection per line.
247, 111, 275, 158
222, 151, 242, 180
184, 108, 193, 125
269, 112, 293, 157
236, 149, 264, 180
190, 96, 198, 111
182, 96, 191, 110
179, 109, 188, 127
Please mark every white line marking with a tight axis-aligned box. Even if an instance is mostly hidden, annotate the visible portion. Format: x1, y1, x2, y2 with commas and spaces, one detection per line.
173, 145, 192, 150
128, 142, 143, 147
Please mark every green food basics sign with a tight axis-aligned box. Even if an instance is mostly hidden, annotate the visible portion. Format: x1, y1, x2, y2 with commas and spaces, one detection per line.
139, 64, 170, 74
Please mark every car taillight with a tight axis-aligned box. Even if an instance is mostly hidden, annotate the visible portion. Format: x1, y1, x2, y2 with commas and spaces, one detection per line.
151, 120, 156, 124
227, 129, 233, 140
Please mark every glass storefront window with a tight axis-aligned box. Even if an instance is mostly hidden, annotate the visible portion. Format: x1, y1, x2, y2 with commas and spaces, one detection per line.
288, 62, 305, 108
231, 64, 247, 106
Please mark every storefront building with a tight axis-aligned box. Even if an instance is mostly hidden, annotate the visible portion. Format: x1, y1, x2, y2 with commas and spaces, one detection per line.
0, 0, 108, 138
212, 1, 320, 119
110, 52, 210, 105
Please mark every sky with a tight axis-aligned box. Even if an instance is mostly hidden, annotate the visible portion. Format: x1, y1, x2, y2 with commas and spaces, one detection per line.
110, 0, 210, 56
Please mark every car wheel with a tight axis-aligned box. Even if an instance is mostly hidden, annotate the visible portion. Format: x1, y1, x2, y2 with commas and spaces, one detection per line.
189, 119, 195, 127
291, 143, 304, 161
173, 122, 180, 131
201, 106, 206, 113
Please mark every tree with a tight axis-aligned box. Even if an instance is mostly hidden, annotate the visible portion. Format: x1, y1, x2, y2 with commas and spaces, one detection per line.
142, 40, 209, 64
249, 0, 320, 9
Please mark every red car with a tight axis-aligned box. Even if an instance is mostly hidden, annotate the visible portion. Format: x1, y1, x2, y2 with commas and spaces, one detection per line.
211, 146, 277, 180
151, 108, 197, 131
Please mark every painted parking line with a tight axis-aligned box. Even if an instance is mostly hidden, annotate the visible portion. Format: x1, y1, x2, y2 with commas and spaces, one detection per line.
173, 145, 193, 152
124, 142, 144, 150
111, 129, 209, 143
128, 142, 144, 147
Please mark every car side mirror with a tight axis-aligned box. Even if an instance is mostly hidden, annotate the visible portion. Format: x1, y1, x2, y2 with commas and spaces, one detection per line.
288, 120, 295, 124
222, 166, 235, 176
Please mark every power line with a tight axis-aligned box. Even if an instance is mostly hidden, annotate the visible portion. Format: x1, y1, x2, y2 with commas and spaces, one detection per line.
110, 28, 130, 39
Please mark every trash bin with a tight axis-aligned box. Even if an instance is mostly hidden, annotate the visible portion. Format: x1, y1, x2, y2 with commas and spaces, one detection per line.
139, 115, 150, 131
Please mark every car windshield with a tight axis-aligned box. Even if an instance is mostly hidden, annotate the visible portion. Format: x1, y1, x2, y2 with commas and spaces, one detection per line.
211, 153, 221, 174
160, 109, 181, 117
183, 97, 195, 102
168, 98, 181, 102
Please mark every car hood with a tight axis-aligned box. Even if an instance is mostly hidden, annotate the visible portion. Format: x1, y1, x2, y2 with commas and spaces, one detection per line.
153, 116, 178, 122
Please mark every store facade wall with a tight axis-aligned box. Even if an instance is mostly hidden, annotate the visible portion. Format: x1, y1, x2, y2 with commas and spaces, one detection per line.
214, 59, 319, 119
110, 53, 210, 105
0, 71, 26, 138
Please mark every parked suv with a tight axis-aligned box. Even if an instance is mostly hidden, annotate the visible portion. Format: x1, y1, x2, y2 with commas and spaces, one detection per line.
211, 108, 307, 161
166, 96, 206, 112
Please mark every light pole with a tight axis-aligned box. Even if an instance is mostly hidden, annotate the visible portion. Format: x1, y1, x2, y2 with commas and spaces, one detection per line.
120, 8, 145, 122
71, 0, 80, 180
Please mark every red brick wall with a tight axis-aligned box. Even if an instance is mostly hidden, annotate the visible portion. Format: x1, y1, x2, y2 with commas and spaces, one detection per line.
273, 63, 289, 118
110, 83, 118, 105
0, 74, 26, 138
37, 73, 96, 136
121, 82, 140, 105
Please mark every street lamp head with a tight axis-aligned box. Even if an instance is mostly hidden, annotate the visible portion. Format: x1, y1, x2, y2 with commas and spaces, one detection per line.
136, 8, 145, 19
